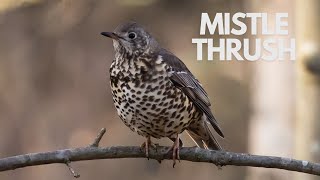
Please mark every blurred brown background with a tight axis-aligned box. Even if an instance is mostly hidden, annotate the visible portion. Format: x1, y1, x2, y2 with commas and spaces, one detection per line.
0, 0, 319, 180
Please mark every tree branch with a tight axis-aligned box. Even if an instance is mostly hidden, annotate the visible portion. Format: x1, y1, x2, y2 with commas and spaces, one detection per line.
0, 129, 319, 177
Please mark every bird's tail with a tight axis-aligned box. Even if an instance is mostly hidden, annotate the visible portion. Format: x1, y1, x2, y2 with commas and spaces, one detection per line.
186, 119, 222, 150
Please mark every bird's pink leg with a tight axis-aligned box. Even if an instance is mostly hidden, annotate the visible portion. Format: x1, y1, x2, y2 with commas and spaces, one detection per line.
140, 136, 155, 159
167, 134, 180, 167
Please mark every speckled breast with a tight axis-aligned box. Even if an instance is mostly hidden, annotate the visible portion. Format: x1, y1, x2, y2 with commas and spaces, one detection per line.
109, 55, 200, 138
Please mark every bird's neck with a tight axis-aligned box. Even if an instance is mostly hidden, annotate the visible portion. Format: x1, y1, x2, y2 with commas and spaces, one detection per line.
113, 51, 157, 76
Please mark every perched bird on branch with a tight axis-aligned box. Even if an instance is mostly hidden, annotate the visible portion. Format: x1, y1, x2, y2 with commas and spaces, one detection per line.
101, 22, 224, 167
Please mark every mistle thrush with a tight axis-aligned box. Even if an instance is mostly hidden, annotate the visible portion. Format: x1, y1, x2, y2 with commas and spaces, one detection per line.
101, 22, 224, 167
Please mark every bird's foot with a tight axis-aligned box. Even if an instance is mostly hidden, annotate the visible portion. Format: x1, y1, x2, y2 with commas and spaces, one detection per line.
140, 137, 157, 160
167, 135, 180, 168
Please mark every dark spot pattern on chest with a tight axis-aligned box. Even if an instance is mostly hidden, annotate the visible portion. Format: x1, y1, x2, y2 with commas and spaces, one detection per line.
109, 54, 202, 138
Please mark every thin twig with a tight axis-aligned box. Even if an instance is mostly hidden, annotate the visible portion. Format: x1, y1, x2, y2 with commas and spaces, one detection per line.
89, 128, 106, 147
65, 161, 80, 178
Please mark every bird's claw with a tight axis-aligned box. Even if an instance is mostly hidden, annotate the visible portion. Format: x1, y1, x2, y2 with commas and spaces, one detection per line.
140, 137, 157, 160
167, 135, 181, 168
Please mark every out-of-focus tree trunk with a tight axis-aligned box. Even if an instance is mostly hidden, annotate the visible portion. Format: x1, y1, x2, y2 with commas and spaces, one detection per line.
246, 1, 295, 180
295, 1, 320, 180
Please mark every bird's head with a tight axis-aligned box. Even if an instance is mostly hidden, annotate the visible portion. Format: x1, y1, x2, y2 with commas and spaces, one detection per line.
101, 22, 158, 56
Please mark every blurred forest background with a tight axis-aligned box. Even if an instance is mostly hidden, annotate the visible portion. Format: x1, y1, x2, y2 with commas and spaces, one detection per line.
0, 0, 319, 180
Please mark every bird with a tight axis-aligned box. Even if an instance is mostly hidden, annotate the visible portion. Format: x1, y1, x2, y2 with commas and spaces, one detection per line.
101, 22, 224, 167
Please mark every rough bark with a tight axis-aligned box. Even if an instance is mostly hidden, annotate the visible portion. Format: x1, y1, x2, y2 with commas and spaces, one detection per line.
0, 129, 319, 178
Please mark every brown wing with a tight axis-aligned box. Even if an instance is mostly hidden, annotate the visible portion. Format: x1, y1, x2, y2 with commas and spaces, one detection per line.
159, 49, 224, 138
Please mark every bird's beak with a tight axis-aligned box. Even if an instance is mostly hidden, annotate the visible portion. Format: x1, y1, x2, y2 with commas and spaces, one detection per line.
101, 32, 120, 40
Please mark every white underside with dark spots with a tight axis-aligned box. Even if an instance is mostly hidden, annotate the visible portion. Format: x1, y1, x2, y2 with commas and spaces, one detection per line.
110, 55, 200, 139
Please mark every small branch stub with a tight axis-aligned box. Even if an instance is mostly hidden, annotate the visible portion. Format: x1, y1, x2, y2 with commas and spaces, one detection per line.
66, 128, 106, 178
89, 128, 106, 147
66, 161, 80, 178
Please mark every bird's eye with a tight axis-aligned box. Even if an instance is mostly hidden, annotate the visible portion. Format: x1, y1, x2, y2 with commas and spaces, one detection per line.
128, 32, 136, 39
